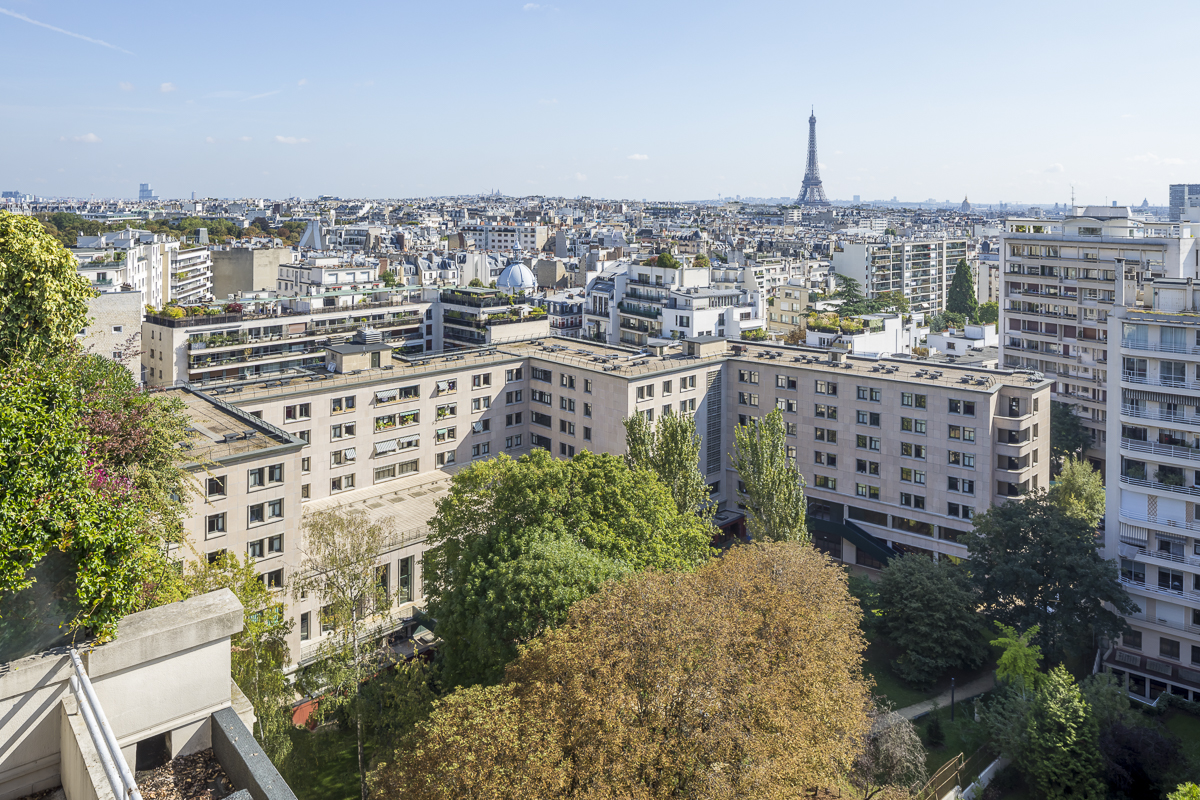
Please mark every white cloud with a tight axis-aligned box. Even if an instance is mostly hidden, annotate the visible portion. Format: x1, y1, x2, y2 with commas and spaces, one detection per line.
1045, 163, 1065, 173
118, 81, 133, 92
539, 97, 557, 105
239, 136, 253, 142
61, 132, 101, 143
0, 7, 134, 55
298, 78, 307, 86
1131, 153, 1186, 166
160, 82, 176, 93
627, 153, 649, 161
243, 90, 280, 102
523, 3, 540, 9
275, 135, 309, 145
205, 136, 216, 144
575, 172, 587, 181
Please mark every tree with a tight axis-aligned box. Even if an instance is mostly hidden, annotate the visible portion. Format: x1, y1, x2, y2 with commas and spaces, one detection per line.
467, 277, 484, 287
977, 301, 999, 324
1171, 785, 1200, 800
834, 273, 865, 305
969, 492, 1136, 660
1048, 456, 1105, 529
1078, 672, 1132, 731
292, 507, 394, 800
851, 707, 928, 799
731, 407, 808, 543
946, 259, 978, 322
185, 552, 294, 762
692, 253, 710, 269
874, 290, 910, 315
1024, 665, 1104, 800
0, 212, 95, 359
656, 251, 682, 270
422, 450, 713, 688
360, 656, 441, 759
740, 327, 768, 341
622, 409, 714, 521
1051, 401, 1091, 468
877, 555, 986, 686
992, 623, 1043, 697
376, 542, 873, 799
783, 327, 804, 345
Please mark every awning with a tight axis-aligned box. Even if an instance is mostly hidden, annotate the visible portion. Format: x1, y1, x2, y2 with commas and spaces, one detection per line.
344, 447, 356, 460
399, 434, 420, 447
472, 421, 484, 433
1124, 388, 1198, 406
374, 439, 397, 455
376, 388, 399, 403
436, 380, 449, 392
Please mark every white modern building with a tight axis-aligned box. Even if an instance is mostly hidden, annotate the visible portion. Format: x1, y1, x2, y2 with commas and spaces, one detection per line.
831, 238, 969, 315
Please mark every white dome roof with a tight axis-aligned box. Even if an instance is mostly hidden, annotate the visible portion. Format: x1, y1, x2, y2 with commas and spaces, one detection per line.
497, 261, 537, 291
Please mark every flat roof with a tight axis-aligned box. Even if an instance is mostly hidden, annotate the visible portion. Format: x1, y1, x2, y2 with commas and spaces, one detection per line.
168, 387, 303, 465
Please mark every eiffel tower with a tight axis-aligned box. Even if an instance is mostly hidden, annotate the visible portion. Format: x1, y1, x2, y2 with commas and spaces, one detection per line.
797, 109, 830, 206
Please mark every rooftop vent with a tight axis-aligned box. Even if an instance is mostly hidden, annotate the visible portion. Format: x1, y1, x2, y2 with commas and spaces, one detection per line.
352, 327, 383, 345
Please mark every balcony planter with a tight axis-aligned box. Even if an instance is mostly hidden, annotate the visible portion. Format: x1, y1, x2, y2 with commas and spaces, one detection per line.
1155, 470, 1185, 487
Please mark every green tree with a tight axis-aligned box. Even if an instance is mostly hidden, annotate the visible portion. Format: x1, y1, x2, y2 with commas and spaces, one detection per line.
874, 290, 910, 315
1024, 665, 1104, 800
467, 278, 484, 287
622, 409, 714, 521
692, 253, 710, 269
1171, 784, 1200, 800
977, 300, 999, 324
1048, 456, 1105, 529
877, 555, 986, 686
851, 707, 928, 799
970, 493, 1136, 660
292, 506, 394, 800
834, 273, 865, 305
1078, 672, 1132, 730
655, 251, 682, 270
992, 623, 1043, 697
185, 552, 294, 762
731, 407, 808, 543
946, 259, 979, 322
1051, 401, 1091, 468
739, 327, 768, 340
422, 450, 713, 688
360, 656, 441, 758
0, 212, 95, 359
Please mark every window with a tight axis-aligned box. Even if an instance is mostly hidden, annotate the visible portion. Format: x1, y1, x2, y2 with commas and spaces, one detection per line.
785, 422, 798, 436
506, 412, 523, 426
506, 390, 524, 404
681, 375, 697, 391
301, 483, 310, 499
857, 459, 880, 476
472, 373, 492, 388
900, 418, 927, 434
330, 396, 356, 414
948, 425, 976, 442
330, 448, 357, 467
948, 477, 975, 494
900, 493, 925, 509
505, 368, 524, 382
815, 404, 837, 419
583, 402, 593, 417
560, 373, 576, 389
436, 403, 458, 420
268, 534, 283, 554
680, 398, 697, 413
856, 435, 881, 452
901, 392, 926, 408
398, 556, 415, 603
248, 539, 264, 558
436, 378, 458, 394
330, 474, 356, 492
901, 443, 926, 459
584, 378, 594, 393
776, 375, 798, 390
738, 370, 759, 384
855, 483, 880, 500
815, 475, 836, 489
263, 569, 283, 589
471, 442, 491, 458
248, 467, 265, 488
1159, 568, 1184, 592
636, 384, 656, 400
815, 380, 837, 396
815, 428, 837, 443
472, 419, 490, 433
560, 420, 576, 436
856, 410, 881, 426
531, 389, 552, 405
738, 392, 759, 407
300, 612, 310, 641
871, 388, 882, 402
331, 423, 357, 440
531, 367, 552, 382
268, 464, 283, 483
531, 412, 551, 428
1162, 638, 1181, 661
206, 513, 226, 535
1121, 559, 1145, 584
374, 385, 418, 405
949, 451, 976, 468
857, 386, 869, 401
560, 443, 576, 457
472, 397, 491, 412
1124, 630, 1142, 650
662, 379, 672, 395
207, 476, 226, 497
297, 429, 310, 444
560, 397, 576, 413
268, 499, 283, 519
248, 504, 264, 524
949, 399, 976, 416
436, 450, 456, 466
583, 427, 592, 441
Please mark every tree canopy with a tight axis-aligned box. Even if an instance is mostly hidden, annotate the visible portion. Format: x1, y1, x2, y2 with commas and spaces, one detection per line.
375, 542, 873, 800
946, 259, 979, 322
1048, 456, 1105, 529
1051, 401, 1091, 468
1024, 665, 1105, 800
623, 409, 714, 522
422, 449, 714, 688
731, 407, 807, 543
968, 491, 1136, 659
977, 300, 999, 324
877, 555, 987, 686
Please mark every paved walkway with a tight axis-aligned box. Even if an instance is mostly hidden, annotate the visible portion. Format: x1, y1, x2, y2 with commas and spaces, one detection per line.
896, 673, 995, 720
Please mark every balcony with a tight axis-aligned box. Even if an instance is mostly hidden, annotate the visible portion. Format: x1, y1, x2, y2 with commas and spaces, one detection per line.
1120, 507, 1200, 535
1119, 474, 1200, 498
1119, 575, 1200, 604
1133, 547, 1200, 571
618, 301, 662, 319
1122, 438, 1200, 463
1121, 339, 1200, 356
1122, 372, 1200, 392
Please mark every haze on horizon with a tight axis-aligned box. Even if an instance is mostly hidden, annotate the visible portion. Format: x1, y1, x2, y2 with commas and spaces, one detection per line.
2, 0, 1196, 206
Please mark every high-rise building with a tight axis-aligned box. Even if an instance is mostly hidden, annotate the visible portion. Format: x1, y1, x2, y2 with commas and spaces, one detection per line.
1169, 184, 1200, 222
1104, 276, 1200, 702
139, 183, 159, 202
831, 238, 969, 316
999, 208, 1199, 473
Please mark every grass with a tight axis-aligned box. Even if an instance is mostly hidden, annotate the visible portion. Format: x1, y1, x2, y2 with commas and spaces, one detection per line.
914, 699, 992, 779
861, 633, 996, 712
283, 724, 376, 800
1164, 708, 1200, 746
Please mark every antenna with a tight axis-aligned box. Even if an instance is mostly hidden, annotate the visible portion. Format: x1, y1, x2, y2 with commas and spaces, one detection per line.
1071, 185, 1075, 208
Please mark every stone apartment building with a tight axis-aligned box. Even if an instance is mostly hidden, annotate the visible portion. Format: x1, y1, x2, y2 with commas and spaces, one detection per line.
999, 207, 1200, 473
173, 332, 1051, 667
831, 237, 969, 315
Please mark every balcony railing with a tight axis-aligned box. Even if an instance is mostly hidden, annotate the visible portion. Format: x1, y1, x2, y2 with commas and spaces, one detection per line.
1120, 405, 1200, 425
1119, 575, 1200, 604
1121, 339, 1200, 355
1134, 547, 1200, 570
1122, 372, 1200, 391
618, 302, 662, 319
1119, 474, 1200, 498
1119, 507, 1200, 535
1121, 438, 1200, 462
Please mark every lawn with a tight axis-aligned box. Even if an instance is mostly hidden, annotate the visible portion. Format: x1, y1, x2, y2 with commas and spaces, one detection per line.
914, 699, 992, 779
284, 724, 376, 800
1164, 709, 1200, 746
861, 634, 995, 713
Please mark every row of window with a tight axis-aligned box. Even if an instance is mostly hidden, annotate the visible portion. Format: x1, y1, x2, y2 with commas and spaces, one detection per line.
299, 556, 417, 641
206, 498, 284, 534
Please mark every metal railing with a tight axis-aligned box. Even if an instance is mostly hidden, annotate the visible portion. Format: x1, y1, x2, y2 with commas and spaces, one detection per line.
69, 649, 142, 800
1120, 575, 1200, 603
1119, 474, 1200, 497
1120, 405, 1200, 425
1122, 372, 1200, 391
1121, 437, 1200, 462
1135, 547, 1200, 569
1120, 339, 1200, 355
1119, 508, 1200, 534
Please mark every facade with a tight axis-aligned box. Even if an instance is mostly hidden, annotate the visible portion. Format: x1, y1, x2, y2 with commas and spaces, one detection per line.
458, 223, 547, 252
80, 292, 144, 380
74, 229, 214, 309
1169, 184, 1200, 222
535, 290, 585, 338
999, 208, 1199, 472
211, 246, 292, 299
1104, 277, 1200, 702
831, 238, 968, 315
171, 245, 215, 305
173, 333, 1051, 666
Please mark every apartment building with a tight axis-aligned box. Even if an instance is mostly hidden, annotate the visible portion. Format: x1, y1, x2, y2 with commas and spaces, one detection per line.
436, 287, 551, 351
458, 223, 548, 252
174, 331, 1051, 665
999, 207, 1199, 472
1170, 184, 1200, 222
1104, 277, 1200, 702
142, 292, 429, 386
171, 245, 215, 305
831, 238, 968, 315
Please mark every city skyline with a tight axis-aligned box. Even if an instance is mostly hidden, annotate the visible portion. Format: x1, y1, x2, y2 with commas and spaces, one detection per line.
3, 0, 1199, 203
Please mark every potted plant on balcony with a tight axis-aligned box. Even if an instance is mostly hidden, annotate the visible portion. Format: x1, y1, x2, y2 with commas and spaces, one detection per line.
1155, 468, 1184, 486
1124, 462, 1147, 480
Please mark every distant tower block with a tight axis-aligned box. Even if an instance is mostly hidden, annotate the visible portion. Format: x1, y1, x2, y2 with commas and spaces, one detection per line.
139, 183, 158, 201
797, 109, 830, 207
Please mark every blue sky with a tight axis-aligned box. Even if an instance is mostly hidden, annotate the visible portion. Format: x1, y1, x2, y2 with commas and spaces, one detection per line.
2, 0, 1198, 203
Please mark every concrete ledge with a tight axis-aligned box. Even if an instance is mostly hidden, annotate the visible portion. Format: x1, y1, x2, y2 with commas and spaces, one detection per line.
84, 590, 242, 678
210, 708, 297, 800
60, 696, 113, 800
